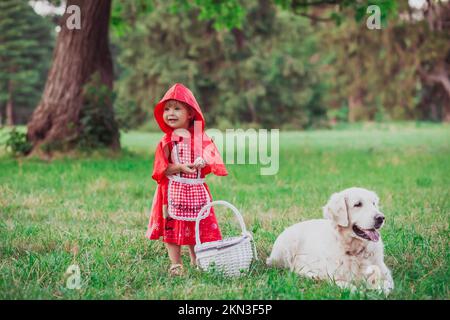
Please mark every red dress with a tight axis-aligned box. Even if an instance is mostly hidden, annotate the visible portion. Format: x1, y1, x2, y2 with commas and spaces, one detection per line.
145, 83, 228, 245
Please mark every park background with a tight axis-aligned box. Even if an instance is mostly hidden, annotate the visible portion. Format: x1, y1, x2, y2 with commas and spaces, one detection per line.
0, 0, 449, 299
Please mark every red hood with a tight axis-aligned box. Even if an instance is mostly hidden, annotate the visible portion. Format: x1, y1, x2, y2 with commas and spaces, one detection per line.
154, 83, 205, 134
151, 83, 228, 182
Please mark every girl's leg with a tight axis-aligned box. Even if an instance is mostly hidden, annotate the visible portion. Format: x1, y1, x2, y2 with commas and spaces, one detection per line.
188, 245, 196, 265
165, 242, 182, 264
165, 242, 183, 276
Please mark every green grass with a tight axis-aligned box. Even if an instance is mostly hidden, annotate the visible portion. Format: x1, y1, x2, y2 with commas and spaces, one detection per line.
0, 124, 449, 299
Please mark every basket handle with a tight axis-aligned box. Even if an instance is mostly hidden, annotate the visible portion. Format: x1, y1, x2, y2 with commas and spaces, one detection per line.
195, 200, 248, 246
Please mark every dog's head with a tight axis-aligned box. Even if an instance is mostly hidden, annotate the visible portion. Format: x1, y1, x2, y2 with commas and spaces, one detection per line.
323, 187, 385, 242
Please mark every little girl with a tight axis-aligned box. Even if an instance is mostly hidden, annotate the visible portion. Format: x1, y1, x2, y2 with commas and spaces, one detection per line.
146, 83, 228, 276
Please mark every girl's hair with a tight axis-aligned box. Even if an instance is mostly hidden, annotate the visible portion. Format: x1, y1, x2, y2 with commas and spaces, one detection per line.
165, 99, 188, 109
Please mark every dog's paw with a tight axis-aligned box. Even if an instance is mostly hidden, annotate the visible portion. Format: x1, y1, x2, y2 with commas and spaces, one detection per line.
364, 265, 382, 289
364, 265, 394, 295
381, 279, 394, 295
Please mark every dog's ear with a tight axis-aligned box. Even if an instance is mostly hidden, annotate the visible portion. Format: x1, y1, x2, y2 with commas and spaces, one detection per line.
372, 192, 380, 207
323, 192, 349, 227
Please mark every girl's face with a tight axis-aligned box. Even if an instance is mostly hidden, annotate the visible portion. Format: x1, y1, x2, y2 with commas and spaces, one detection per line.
163, 100, 193, 129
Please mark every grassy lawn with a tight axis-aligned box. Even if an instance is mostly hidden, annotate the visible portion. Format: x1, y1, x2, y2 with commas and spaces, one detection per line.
0, 123, 449, 299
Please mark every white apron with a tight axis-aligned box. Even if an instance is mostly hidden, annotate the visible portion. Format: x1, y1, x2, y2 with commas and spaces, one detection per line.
167, 141, 211, 221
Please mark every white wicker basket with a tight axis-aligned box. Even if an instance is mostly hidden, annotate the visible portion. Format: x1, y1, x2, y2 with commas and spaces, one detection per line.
194, 200, 257, 277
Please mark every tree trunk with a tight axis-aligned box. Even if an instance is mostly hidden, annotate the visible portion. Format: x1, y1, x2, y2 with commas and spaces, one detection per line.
27, 0, 119, 153
348, 93, 363, 123
247, 97, 258, 123
443, 100, 450, 122
6, 79, 14, 126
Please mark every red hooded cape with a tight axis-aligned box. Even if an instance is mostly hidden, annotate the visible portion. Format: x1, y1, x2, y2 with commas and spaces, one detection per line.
146, 83, 227, 244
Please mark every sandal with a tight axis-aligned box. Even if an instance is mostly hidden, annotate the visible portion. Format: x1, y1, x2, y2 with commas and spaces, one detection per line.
169, 264, 184, 276
190, 259, 198, 267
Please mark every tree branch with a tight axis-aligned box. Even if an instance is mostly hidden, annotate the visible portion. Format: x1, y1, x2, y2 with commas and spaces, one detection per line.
295, 11, 335, 22
291, 0, 341, 7
289, 0, 341, 22
419, 64, 450, 98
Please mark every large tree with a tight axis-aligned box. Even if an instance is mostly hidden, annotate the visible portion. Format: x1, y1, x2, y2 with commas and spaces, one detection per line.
27, 0, 119, 154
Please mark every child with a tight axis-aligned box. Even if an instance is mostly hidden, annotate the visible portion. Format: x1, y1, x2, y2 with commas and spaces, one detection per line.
146, 83, 228, 276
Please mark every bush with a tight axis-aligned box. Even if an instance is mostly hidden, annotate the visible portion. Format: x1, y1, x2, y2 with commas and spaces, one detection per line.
78, 73, 119, 150
327, 105, 349, 123
114, 98, 148, 131
2, 127, 32, 156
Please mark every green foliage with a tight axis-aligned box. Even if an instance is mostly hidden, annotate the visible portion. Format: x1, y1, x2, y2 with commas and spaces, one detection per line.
111, 0, 154, 37
0, 0, 54, 124
114, 98, 148, 131
114, 0, 327, 129
110, 0, 400, 32
171, 0, 246, 30
2, 0, 446, 131
275, 0, 398, 27
1, 127, 32, 156
214, 4, 328, 128
327, 105, 349, 123
109, 0, 449, 128
78, 73, 119, 150
111, 0, 246, 36
317, 5, 450, 122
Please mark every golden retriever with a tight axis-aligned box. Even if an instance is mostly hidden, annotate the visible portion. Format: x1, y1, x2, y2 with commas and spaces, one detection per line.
267, 187, 394, 294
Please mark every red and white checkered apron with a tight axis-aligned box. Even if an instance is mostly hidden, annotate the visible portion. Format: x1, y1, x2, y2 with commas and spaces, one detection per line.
167, 141, 211, 221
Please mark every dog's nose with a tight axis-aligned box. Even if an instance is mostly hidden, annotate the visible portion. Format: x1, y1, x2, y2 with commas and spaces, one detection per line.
374, 215, 385, 229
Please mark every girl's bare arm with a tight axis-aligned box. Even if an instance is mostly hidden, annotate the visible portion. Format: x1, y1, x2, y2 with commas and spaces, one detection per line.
165, 163, 196, 175
165, 163, 181, 175
163, 145, 196, 175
